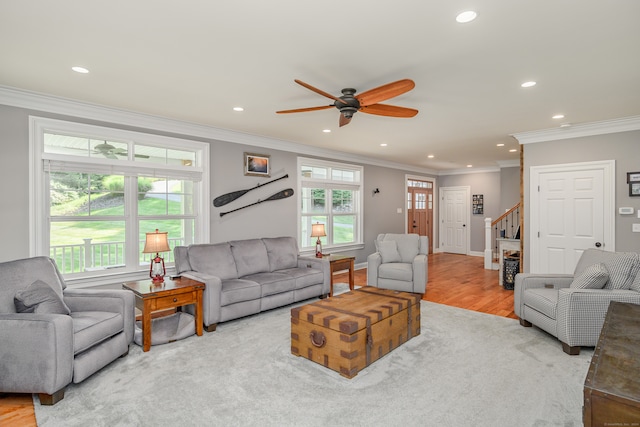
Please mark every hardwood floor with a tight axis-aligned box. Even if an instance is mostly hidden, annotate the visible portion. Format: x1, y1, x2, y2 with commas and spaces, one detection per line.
0, 252, 515, 426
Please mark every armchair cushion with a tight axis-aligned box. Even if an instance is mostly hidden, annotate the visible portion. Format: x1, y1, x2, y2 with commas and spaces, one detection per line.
523, 288, 558, 319
378, 240, 401, 263
14, 280, 71, 315
379, 263, 413, 282
602, 252, 640, 290
570, 263, 609, 289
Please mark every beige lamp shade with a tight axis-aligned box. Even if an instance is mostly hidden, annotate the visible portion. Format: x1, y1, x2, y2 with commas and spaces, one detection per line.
310, 223, 326, 238
142, 229, 170, 254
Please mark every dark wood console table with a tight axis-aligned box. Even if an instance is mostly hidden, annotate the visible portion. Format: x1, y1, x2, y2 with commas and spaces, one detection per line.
583, 301, 640, 426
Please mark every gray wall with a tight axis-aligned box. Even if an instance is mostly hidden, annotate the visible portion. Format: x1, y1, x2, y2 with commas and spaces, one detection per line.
500, 167, 520, 212
523, 129, 640, 270
0, 104, 436, 268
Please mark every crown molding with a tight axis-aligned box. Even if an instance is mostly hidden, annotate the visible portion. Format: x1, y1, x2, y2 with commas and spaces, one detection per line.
511, 116, 640, 145
438, 165, 500, 176
0, 85, 438, 176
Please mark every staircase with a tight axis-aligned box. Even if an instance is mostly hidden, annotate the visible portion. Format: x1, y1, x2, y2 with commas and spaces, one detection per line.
484, 203, 521, 287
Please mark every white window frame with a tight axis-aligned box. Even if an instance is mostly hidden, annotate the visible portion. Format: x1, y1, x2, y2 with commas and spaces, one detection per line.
297, 157, 364, 254
29, 116, 210, 287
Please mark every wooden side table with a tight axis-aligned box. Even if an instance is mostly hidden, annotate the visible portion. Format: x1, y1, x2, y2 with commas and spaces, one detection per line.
122, 277, 205, 352
324, 254, 356, 297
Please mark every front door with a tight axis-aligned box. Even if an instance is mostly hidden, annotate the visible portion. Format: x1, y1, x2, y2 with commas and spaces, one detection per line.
530, 160, 614, 273
439, 186, 469, 255
407, 180, 433, 254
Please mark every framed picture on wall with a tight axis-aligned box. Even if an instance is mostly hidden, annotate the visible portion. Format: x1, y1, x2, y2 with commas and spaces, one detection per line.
630, 182, 640, 197
627, 172, 640, 183
244, 153, 270, 177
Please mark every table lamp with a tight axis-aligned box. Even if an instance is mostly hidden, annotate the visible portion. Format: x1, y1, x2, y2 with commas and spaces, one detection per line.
310, 222, 326, 258
142, 229, 170, 282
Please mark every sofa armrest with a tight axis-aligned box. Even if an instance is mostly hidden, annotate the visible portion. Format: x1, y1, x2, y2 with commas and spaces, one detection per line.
514, 273, 574, 317
412, 253, 428, 293
181, 271, 223, 327
297, 256, 330, 294
557, 289, 640, 347
367, 252, 382, 286
64, 288, 136, 344
0, 314, 73, 395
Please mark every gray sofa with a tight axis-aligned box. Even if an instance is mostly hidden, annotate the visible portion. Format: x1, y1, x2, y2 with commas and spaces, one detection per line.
515, 249, 640, 354
0, 256, 135, 404
174, 236, 330, 331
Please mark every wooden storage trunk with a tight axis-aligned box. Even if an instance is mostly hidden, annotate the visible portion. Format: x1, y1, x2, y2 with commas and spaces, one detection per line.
291, 286, 421, 378
583, 301, 640, 426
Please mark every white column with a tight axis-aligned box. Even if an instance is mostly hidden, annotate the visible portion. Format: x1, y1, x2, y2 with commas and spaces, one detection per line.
484, 218, 493, 269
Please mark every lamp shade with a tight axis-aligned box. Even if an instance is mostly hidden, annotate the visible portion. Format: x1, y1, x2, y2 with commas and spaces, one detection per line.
310, 223, 326, 238
142, 229, 170, 254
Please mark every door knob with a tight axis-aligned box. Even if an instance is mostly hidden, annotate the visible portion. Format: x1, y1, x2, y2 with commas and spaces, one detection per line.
595, 242, 602, 248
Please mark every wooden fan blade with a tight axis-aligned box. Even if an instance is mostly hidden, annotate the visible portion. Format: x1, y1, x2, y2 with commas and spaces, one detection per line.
276, 105, 334, 114
356, 79, 415, 107
294, 80, 347, 105
360, 103, 419, 118
339, 114, 352, 127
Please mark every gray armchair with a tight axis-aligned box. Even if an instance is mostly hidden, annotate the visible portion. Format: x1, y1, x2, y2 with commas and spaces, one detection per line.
367, 233, 428, 294
0, 256, 135, 404
515, 249, 640, 355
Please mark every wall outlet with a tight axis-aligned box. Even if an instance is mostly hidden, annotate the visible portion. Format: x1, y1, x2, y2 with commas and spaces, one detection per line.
397, 208, 403, 214
633, 224, 640, 233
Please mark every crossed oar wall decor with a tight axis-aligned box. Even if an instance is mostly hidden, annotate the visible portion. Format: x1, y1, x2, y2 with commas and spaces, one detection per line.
213, 174, 293, 217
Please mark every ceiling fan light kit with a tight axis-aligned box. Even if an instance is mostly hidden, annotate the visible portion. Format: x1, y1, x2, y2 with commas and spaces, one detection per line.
277, 79, 418, 127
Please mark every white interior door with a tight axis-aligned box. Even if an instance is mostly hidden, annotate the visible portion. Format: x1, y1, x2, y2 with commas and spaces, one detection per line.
530, 160, 614, 273
439, 186, 469, 255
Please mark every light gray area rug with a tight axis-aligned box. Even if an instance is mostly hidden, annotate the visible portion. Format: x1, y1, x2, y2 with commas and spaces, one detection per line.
35, 284, 593, 427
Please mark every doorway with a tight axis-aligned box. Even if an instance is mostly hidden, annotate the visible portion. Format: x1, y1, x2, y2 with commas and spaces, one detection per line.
407, 178, 434, 254
439, 186, 470, 255
530, 160, 615, 273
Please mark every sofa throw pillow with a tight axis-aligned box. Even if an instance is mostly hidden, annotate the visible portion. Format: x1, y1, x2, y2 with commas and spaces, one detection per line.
378, 240, 402, 263
570, 263, 609, 289
603, 253, 640, 290
14, 280, 71, 315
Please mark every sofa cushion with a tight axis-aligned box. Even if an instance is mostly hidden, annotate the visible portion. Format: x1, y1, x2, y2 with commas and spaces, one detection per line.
71, 311, 123, 354
630, 270, 640, 293
14, 280, 71, 315
602, 253, 640, 290
523, 288, 558, 320
173, 246, 192, 275
570, 263, 609, 289
378, 240, 402, 263
378, 263, 413, 282
573, 249, 618, 276
230, 239, 270, 277
220, 279, 262, 306
380, 234, 419, 263
262, 237, 298, 271
243, 272, 295, 297
188, 243, 238, 280
279, 267, 324, 289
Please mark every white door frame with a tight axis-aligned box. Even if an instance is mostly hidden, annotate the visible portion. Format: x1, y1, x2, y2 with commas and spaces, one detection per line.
529, 160, 615, 273
439, 185, 470, 255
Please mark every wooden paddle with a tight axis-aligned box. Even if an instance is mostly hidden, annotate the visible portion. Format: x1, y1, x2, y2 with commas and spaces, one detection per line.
219, 188, 294, 217
213, 174, 289, 207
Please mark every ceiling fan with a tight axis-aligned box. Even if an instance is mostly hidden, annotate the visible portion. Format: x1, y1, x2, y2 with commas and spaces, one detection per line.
276, 79, 418, 127
94, 142, 149, 159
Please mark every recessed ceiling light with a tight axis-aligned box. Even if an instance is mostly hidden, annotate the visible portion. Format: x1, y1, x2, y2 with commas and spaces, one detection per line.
509, 149, 518, 152
72, 66, 89, 74
466, 164, 473, 168
233, 107, 244, 112
456, 11, 477, 23
560, 123, 572, 128
521, 81, 536, 88
552, 114, 565, 119
496, 143, 505, 147
322, 129, 331, 133
427, 154, 435, 159
380, 143, 388, 147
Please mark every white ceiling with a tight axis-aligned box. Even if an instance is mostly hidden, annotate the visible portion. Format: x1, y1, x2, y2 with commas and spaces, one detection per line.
1, 1, 639, 172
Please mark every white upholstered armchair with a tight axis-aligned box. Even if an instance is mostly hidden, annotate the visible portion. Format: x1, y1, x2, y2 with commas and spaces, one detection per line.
367, 233, 428, 294
515, 249, 640, 355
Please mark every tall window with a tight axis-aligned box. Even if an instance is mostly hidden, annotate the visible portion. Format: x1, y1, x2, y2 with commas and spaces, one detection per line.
298, 157, 363, 252
31, 117, 209, 282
